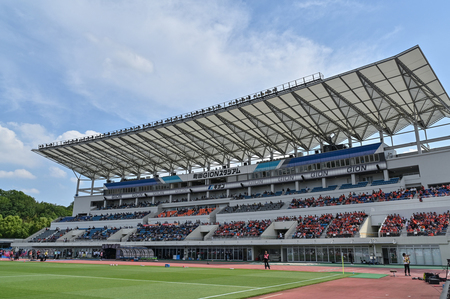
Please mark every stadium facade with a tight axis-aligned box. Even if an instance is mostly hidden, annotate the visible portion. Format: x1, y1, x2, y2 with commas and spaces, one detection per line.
13, 45, 450, 266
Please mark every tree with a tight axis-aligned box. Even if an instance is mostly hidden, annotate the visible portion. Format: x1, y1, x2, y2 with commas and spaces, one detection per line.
0, 189, 72, 238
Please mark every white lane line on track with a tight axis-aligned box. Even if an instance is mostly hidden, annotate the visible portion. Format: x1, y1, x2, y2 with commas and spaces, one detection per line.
198, 273, 343, 299
258, 293, 284, 299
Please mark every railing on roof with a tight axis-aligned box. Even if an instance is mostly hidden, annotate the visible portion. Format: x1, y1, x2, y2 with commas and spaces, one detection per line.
37, 72, 324, 149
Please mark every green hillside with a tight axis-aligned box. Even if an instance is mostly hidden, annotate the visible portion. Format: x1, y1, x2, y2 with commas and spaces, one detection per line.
0, 189, 72, 238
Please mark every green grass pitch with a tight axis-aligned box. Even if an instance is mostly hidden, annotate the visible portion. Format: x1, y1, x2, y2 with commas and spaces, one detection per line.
0, 261, 350, 299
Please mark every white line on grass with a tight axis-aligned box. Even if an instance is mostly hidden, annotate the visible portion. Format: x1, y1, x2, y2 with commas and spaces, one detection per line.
0, 274, 44, 279
42, 273, 253, 289
197, 273, 343, 299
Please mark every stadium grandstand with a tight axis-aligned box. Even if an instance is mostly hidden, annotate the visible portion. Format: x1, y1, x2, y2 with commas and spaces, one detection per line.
12, 45, 450, 266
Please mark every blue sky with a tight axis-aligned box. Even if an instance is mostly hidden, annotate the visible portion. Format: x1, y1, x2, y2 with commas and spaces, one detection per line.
0, 0, 449, 206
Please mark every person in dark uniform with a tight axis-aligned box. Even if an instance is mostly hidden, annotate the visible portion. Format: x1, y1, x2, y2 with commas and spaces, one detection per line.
263, 251, 270, 269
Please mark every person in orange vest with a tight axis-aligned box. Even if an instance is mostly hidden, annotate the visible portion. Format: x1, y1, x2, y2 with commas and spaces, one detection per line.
263, 251, 270, 270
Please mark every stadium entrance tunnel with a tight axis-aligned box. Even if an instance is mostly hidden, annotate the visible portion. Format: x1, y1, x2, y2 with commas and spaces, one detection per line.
104, 248, 117, 259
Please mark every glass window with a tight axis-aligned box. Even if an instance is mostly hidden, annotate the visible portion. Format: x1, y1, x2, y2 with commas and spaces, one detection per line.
341, 248, 348, 263
423, 248, 433, 265
387, 248, 397, 264
299, 247, 305, 261
316, 248, 323, 262
431, 248, 441, 265
322, 247, 329, 262
362, 247, 370, 263
328, 248, 335, 263
287, 247, 293, 262
415, 248, 424, 265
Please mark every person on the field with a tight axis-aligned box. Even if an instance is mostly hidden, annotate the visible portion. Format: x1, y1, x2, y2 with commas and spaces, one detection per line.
402, 253, 411, 276
263, 251, 270, 270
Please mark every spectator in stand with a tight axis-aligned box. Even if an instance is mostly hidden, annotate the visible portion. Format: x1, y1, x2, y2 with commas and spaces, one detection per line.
220, 201, 284, 214
326, 212, 367, 238
128, 221, 200, 242
293, 214, 332, 239
406, 211, 449, 236
213, 220, 271, 238
380, 214, 407, 237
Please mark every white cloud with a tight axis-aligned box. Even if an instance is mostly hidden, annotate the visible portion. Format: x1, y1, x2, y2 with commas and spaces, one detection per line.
55, 129, 101, 142
49, 166, 67, 178
20, 188, 40, 194
7, 122, 54, 147
70, 177, 78, 183
0, 125, 39, 166
0, 0, 392, 127
26, 1, 348, 122
0, 169, 36, 179
0, 123, 101, 168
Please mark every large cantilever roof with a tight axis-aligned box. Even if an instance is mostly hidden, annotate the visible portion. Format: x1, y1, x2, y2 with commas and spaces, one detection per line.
33, 46, 450, 180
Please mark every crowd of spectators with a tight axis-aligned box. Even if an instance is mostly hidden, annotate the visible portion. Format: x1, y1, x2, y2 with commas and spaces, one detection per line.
380, 214, 407, 237
128, 221, 200, 241
406, 211, 450, 236
288, 188, 416, 210
275, 215, 299, 222
156, 207, 215, 218
219, 201, 284, 214
96, 201, 160, 210
172, 197, 189, 203
213, 220, 271, 238
326, 211, 367, 238
57, 211, 151, 222
419, 184, 450, 199
232, 189, 289, 200
76, 226, 120, 241
292, 214, 333, 239
28, 227, 73, 243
